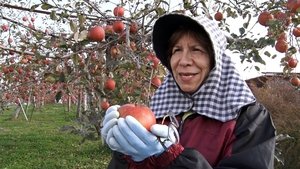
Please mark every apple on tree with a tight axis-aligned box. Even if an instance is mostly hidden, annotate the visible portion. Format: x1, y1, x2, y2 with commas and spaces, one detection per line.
275, 40, 288, 53
113, 6, 124, 17
104, 25, 114, 34
112, 20, 125, 33
287, 0, 300, 13
290, 76, 300, 86
292, 27, 300, 37
214, 12, 223, 21
104, 78, 116, 91
130, 22, 138, 34
22, 16, 28, 22
88, 26, 105, 42
151, 76, 162, 88
258, 11, 274, 26
101, 99, 110, 110
288, 58, 298, 68
1, 24, 9, 32
110, 45, 121, 59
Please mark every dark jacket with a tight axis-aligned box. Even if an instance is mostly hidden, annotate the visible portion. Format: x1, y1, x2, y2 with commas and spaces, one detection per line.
107, 102, 276, 169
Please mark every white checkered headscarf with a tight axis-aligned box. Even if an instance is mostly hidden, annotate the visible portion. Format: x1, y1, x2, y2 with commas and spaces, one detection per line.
150, 14, 255, 122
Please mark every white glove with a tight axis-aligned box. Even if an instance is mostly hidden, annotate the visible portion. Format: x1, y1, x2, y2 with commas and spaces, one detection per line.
100, 105, 120, 143
107, 116, 179, 161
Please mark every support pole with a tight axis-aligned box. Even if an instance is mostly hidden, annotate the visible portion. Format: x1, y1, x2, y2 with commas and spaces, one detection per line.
18, 98, 28, 121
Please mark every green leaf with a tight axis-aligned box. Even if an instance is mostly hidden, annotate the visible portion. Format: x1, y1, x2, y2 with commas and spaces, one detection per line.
41, 3, 54, 10
253, 54, 266, 65
78, 14, 86, 28
243, 22, 249, 29
33, 32, 44, 40
70, 20, 78, 33
155, 7, 166, 16
73, 32, 79, 42
239, 27, 245, 35
30, 4, 40, 11
78, 30, 88, 41
61, 11, 70, 18
44, 74, 56, 83
254, 66, 260, 71
264, 51, 271, 57
271, 54, 277, 59
50, 11, 58, 20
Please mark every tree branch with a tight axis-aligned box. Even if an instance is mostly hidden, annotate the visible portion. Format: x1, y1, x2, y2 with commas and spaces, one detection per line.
0, 3, 99, 21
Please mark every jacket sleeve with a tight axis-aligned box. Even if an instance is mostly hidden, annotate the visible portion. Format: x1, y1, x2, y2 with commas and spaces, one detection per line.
166, 102, 276, 169
214, 102, 276, 169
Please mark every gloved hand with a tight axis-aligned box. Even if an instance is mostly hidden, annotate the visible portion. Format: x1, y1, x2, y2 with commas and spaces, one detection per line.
107, 115, 179, 162
100, 105, 120, 143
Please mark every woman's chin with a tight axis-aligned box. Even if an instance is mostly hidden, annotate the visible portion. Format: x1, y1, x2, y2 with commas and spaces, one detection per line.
179, 85, 197, 94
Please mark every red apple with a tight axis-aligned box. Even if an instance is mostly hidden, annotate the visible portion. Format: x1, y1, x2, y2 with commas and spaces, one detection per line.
17, 68, 23, 74
130, 22, 138, 34
1, 24, 9, 32
2, 66, 9, 74
88, 26, 105, 42
104, 25, 114, 34
101, 100, 110, 110
151, 56, 160, 69
290, 76, 300, 86
151, 76, 162, 88
214, 11, 223, 21
293, 27, 300, 37
287, 0, 300, 13
8, 66, 14, 72
28, 23, 35, 29
113, 6, 124, 17
258, 11, 274, 26
288, 58, 298, 68
104, 78, 116, 91
22, 16, 28, 21
118, 104, 156, 131
113, 21, 125, 33
275, 40, 288, 53
21, 58, 28, 64
110, 45, 121, 59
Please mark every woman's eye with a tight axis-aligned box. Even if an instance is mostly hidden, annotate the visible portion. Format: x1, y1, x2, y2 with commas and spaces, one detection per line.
194, 48, 206, 54
194, 47, 202, 51
172, 48, 181, 54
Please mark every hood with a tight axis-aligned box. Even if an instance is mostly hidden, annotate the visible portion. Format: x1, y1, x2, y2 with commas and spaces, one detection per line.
150, 13, 255, 122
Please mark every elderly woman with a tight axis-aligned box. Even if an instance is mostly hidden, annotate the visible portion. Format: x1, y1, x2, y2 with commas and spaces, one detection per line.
101, 13, 276, 169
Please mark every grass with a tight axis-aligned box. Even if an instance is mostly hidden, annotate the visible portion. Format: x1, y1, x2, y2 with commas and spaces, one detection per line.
0, 104, 112, 169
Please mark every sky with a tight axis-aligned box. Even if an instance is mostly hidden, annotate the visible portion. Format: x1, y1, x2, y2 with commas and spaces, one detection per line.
227, 19, 300, 79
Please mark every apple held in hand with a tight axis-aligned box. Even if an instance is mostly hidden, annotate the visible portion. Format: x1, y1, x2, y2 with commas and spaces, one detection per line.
118, 104, 156, 131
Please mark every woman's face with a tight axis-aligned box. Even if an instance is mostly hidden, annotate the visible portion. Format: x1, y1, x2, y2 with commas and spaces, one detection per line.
170, 34, 212, 94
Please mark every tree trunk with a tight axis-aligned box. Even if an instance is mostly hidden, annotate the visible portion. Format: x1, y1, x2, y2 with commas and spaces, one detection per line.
67, 94, 71, 112
12, 106, 21, 120
83, 89, 88, 112
33, 96, 36, 108
41, 97, 44, 107
76, 90, 82, 118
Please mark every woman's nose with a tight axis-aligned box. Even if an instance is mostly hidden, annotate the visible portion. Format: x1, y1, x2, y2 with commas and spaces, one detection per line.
179, 50, 192, 66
